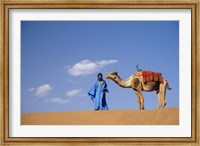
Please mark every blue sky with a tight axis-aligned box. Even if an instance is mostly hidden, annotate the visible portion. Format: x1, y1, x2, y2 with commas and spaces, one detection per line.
21, 21, 179, 113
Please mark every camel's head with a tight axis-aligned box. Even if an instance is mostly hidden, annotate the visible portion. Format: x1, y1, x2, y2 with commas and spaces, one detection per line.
106, 72, 118, 80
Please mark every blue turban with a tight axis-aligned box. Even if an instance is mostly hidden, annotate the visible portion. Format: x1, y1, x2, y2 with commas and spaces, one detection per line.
97, 73, 103, 77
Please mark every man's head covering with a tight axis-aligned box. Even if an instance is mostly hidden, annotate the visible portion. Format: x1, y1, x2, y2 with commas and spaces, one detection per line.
97, 73, 103, 77
97, 73, 103, 81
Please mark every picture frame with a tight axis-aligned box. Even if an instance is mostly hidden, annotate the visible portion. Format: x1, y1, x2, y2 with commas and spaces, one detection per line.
0, 0, 199, 145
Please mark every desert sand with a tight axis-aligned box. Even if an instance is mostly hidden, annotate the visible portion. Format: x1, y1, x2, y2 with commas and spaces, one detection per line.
21, 107, 179, 125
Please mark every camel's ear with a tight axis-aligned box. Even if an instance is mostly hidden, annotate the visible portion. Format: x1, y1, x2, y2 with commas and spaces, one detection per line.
113, 72, 118, 75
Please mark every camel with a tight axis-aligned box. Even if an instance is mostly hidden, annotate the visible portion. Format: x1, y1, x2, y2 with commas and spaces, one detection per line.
106, 71, 172, 110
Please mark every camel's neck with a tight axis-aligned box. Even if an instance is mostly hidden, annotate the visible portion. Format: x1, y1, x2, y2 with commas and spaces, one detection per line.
113, 75, 133, 88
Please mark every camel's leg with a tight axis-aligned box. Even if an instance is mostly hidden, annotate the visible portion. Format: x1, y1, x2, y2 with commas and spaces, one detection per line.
159, 83, 167, 108
156, 92, 162, 109
162, 86, 167, 108
135, 91, 145, 110
137, 97, 141, 110
135, 91, 144, 110
134, 91, 142, 110
139, 93, 145, 110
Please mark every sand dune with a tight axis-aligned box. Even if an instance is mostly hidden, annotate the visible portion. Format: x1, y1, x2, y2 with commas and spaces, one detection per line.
21, 107, 179, 125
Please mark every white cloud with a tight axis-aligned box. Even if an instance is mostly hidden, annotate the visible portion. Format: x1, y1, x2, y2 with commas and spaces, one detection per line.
97, 60, 118, 66
51, 98, 70, 105
66, 88, 83, 97
67, 59, 118, 76
44, 97, 70, 104
35, 84, 53, 97
28, 88, 35, 92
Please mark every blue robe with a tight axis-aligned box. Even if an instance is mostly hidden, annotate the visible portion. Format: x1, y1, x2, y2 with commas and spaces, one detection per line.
88, 79, 109, 110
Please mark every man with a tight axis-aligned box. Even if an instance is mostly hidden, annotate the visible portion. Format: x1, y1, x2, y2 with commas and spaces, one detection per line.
88, 73, 109, 110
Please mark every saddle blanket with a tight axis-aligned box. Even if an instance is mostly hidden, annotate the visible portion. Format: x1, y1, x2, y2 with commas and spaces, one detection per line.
135, 70, 164, 83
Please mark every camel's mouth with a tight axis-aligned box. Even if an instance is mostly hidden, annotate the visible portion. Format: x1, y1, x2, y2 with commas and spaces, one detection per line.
105, 74, 110, 79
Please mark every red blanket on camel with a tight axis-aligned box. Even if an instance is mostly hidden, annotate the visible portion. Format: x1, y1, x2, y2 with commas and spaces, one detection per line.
137, 71, 164, 83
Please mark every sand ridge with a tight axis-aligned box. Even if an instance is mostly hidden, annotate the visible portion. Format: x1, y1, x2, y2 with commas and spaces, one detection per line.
21, 107, 179, 125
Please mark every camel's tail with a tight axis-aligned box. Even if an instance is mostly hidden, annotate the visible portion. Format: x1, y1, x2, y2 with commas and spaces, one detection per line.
165, 80, 172, 90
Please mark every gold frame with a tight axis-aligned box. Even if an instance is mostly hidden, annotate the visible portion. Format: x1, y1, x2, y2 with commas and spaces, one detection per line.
0, 0, 199, 145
